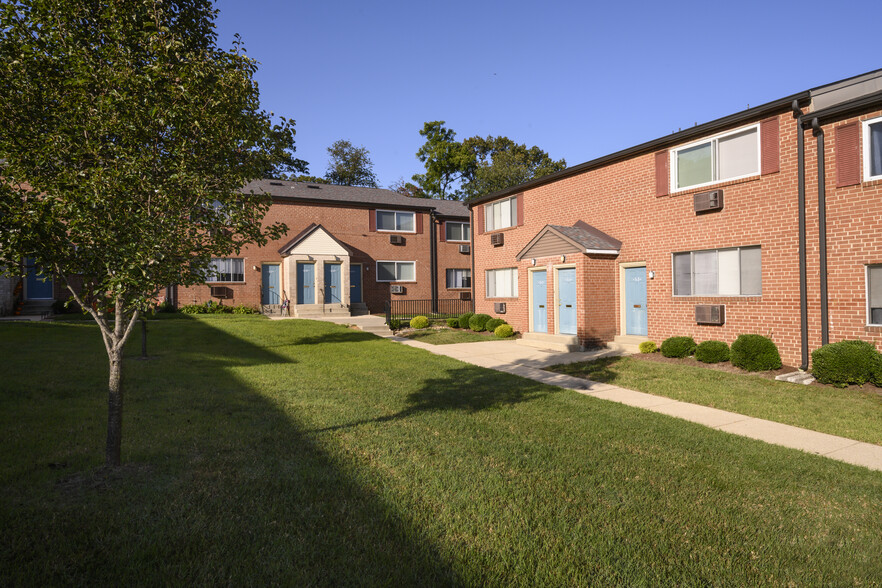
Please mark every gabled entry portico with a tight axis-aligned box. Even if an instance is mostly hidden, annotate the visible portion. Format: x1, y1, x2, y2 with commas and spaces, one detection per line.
278, 224, 358, 318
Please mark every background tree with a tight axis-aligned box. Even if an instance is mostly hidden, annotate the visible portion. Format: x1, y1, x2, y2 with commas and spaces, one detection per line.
389, 177, 426, 198
0, 0, 300, 467
410, 122, 566, 201
325, 140, 379, 187
274, 174, 330, 184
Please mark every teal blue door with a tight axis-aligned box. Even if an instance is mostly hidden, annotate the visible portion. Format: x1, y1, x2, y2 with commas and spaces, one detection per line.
557, 268, 577, 335
324, 263, 341, 304
349, 265, 362, 304
625, 267, 648, 336
25, 257, 53, 299
261, 264, 280, 304
296, 262, 315, 304
531, 270, 547, 333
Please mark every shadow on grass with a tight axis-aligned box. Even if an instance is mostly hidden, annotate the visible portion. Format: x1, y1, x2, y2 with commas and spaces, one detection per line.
0, 317, 461, 585
547, 355, 622, 383
315, 364, 554, 433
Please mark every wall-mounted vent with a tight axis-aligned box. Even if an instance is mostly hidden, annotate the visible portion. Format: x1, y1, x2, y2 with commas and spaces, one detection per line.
694, 189, 724, 213
390, 234, 405, 245
390, 285, 405, 294
695, 304, 725, 325
490, 233, 504, 247
494, 302, 507, 314
459, 291, 471, 301
210, 286, 232, 299
459, 244, 470, 254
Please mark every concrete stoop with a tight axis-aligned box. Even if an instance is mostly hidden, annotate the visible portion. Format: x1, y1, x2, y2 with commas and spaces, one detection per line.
775, 370, 816, 385
517, 332, 581, 353
606, 335, 649, 354
293, 304, 351, 318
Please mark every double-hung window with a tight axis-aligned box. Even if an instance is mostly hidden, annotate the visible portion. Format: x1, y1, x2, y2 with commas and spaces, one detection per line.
673, 246, 761, 296
446, 269, 471, 289
863, 116, 882, 182
867, 265, 882, 325
671, 125, 760, 191
486, 268, 518, 298
207, 258, 244, 282
445, 222, 471, 242
485, 196, 517, 232
376, 261, 415, 282
377, 210, 415, 232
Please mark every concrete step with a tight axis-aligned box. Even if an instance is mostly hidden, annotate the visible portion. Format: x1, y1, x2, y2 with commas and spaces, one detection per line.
775, 370, 816, 385
606, 335, 649, 354
517, 332, 581, 353
295, 304, 351, 318
20, 300, 54, 317
350, 303, 370, 316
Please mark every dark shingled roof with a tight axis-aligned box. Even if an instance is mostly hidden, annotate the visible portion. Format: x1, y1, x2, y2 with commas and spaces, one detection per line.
243, 179, 469, 218
549, 221, 621, 251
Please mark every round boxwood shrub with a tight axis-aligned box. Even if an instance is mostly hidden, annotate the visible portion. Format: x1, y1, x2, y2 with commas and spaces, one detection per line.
730, 334, 782, 372
469, 313, 492, 332
811, 340, 882, 387
638, 341, 657, 354
458, 312, 474, 329
410, 315, 429, 329
660, 336, 697, 358
446, 317, 459, 328
388, 318, 401, 330
485, 318, 506, 332
695, 340, 730, 363
494, 324, 514, 338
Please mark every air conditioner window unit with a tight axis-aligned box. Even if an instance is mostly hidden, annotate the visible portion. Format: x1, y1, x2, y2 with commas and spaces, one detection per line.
695, 304, 725, 325
490, 233, 504, 246
494, 302, 507, 314
390, 234, 405, 245
210, 286, 231, 299
694, 189, 724, 213
459, 244, 470, 254
390, 284, 405, 294
459, 291, 471, 300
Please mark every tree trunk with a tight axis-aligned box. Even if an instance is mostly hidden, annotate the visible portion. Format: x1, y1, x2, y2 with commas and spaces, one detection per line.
105, 347, 123, 467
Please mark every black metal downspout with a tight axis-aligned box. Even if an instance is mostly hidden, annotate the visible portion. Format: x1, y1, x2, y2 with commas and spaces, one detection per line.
793, 100, 809, 370
812, 117, 829, 346
469, 207, 476, 312
429, 210, 438, 314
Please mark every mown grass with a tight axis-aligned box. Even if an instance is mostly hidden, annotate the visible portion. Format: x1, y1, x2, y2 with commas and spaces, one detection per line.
1, 316, 881, 585
548, 355, 882, 446
404, 327, 497, 345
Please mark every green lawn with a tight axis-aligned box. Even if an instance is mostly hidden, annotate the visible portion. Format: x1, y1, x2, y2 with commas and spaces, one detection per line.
1, 316, 881, 585
548, 355, 882, 446
404, 327, 498, 345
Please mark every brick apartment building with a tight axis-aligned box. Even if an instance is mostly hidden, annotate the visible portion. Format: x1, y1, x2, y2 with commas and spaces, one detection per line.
468, 69, 882, 367
173, 181, 472, 317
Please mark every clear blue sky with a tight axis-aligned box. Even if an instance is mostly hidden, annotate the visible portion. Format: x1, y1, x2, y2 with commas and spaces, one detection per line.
215, 0, 881, 189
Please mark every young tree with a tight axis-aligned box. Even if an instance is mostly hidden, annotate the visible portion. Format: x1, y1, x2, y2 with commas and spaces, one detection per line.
0, 0, 303, 467
325, 140, 379, 187
410, 121, 472, 200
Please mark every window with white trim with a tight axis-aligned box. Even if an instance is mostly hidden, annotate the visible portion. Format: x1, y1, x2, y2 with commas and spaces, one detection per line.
867, 265, 882, 325
485, 196, 517, 232
673, 246, 761, 296
207, 258, 244, 282
486, 268, 518, 298
446, 269, 471, 289
445, 221, 471, 242
671, 125, 760, 191
376, 261, 415, 282
377, 210, 415, 232
863, 116, 882, 181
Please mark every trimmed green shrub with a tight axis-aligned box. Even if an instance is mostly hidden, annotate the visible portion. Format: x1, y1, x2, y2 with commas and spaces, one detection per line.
232, 305, 257, 314
730, 334, 782, 371
155, 301, 177, 313
812, 340, 882, 387
458, 312, 474, 329
446, 317, 459, 328
410, 315, 429, 329
494, 324, 514, 338
695, 340, 730, 363
638, 341, 657, 354
660, 336, 697, 358
388, 318, 401, 330
469, 313, 492, 332
485, 318, 506, 332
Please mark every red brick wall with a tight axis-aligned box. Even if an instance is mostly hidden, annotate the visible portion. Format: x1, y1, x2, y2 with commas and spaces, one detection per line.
472, 107, 882, 366
177, 200, 470, 313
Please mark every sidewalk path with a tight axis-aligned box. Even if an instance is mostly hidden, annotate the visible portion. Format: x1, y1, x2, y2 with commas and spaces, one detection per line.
307, 315, 882, 472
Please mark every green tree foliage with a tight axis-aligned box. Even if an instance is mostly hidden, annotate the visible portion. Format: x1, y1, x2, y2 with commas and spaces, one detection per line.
0, 0, 300, 466
275, 174, 330, 184
389, 177, 426, 198
411, 121, 566, 201
325, 139, 379, 187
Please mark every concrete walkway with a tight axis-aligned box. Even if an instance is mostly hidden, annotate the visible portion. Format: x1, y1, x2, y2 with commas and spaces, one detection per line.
309, 315, 882, 472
